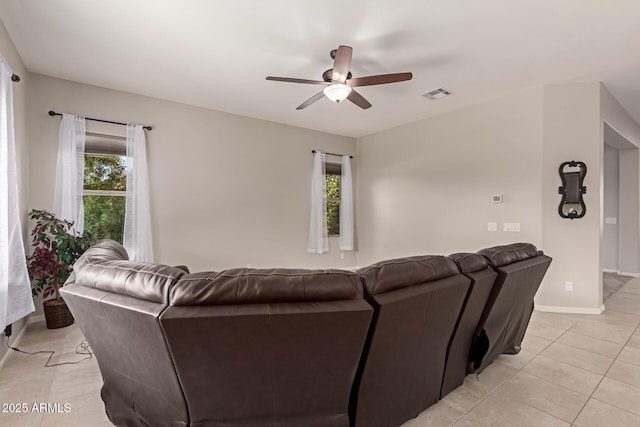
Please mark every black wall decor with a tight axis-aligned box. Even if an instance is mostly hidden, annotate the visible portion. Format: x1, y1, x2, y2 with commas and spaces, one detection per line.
558, 161, 587, 219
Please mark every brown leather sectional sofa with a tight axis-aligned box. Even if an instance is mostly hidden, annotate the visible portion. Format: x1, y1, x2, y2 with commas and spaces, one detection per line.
61, 240, 551, 427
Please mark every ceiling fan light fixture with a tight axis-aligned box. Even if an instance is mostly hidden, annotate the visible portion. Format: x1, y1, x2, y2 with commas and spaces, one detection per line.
323, 83, 352, 103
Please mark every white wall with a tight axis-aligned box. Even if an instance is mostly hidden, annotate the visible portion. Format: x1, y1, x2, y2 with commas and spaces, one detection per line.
601, 86, 640, 149
0, 20, 30, 364
539, 83, 602, 311
355, 87, 544, 265
602, 143, 619, 271
356, 82, 632, 313
618, 149, 640, 276
27, 74, 357, 272
600, 85, 640, 280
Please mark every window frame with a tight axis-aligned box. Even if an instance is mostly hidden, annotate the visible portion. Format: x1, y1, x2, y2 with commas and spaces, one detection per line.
83, 133, 127, 242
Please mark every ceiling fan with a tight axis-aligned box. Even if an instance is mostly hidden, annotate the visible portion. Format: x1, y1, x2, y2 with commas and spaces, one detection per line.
266, 45, 412, 110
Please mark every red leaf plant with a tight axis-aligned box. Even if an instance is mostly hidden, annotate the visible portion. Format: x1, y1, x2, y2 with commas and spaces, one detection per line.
26, 209, 94, 301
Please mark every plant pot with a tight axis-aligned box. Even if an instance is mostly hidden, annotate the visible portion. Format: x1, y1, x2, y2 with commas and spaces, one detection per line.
43, 298, 74, 329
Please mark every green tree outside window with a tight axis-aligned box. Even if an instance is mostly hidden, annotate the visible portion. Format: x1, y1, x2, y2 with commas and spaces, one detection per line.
326, 172, 340, 235
83, 154, 126, 243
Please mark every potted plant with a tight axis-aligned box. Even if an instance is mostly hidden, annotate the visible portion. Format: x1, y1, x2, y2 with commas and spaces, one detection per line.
26, 209, 94, 329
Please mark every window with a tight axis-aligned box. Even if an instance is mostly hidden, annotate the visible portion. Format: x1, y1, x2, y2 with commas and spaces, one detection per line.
326, 162, 341, 236
83, 133, 126, 243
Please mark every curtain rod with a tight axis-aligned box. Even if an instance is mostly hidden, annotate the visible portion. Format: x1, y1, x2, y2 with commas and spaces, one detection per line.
312, 149, 353, 159
11, 73, 20, 82
48, 110, 153, 131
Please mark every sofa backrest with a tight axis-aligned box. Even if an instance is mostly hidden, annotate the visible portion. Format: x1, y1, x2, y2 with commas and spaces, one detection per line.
440, 253, 497, 398
474, 243, 552, 373
60, 240, 189, 427
353, 256, 470, 427
160, 268, 373, 427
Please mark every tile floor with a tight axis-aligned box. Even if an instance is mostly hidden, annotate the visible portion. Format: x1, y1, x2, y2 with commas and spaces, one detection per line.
1, 276, 640, 426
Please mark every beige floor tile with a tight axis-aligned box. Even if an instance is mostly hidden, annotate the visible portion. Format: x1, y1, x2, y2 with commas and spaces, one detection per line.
440, 383, 484, 414
401, 401, 462, 426
618, 345, 640, 366
0, 410, 45, 427
39, 391, 110, 427
603, 301, 640, 315
450, 417, 485, 427
492, 371, 588, 422
440, 362, 517, 414
451, 391, 569, 427
540, 342, 614, 374
520, 333, 553, 354
50, 363, 102, 400
613, 290, 640, 301
522, 355, 603, 395
525, 321, 567, 341
588, 310, 640, 327
606, 359, 640, 388
0, 355, 56, 403
494, 349, 536, 371
529, 311, 582, 331
592, 377, 640, 416
18, 325, 69, 350
0, 382, 52, 405
0, 353, 58, 384
0, 321, 107, 426
555, 331, 623, 358
61, 330, 89, 354
626, 334, 640, 350
569, 319, 635, 344
468, 361, 517, 395
574, 398, 640, 427
579, 313, 640, 330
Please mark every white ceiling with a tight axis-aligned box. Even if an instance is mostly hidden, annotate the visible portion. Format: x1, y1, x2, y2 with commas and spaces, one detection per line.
1, 0, 640, 138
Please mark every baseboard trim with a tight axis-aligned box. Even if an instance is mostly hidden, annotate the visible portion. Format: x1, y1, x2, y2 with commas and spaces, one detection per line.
536, 305, 605, 315
0, 320, 30, 372
618, 272, 640, 278
602, 268, 619, 274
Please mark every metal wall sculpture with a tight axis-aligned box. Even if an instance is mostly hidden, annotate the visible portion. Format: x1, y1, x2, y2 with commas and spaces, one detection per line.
558, 161, 587, 219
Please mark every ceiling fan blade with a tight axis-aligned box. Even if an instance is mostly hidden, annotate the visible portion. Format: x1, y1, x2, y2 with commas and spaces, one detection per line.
266, 76, 329, 85
296, 90, 326, 110
347, 72, 412, 87
347, 89, 372, 109
332, 45, 353, 83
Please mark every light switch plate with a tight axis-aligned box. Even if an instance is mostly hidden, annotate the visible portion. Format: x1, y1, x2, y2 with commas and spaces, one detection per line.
503, 222, 521, 232
488, 222, 498, 231
605, 217, 617, 225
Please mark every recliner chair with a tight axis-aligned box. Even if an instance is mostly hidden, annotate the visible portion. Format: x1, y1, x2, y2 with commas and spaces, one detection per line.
440, 253, 497, 398
161, 268, 373, 427
61, 240, 190, 427
352, 256, 470, 427
471, 243, 552, 373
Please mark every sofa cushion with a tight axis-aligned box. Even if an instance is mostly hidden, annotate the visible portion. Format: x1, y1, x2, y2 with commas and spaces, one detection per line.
170, 268, 363, 306
448, 253, 488, 273
357, 255, 459, 296
477, 243, 542, 268
68, 240, 186, 304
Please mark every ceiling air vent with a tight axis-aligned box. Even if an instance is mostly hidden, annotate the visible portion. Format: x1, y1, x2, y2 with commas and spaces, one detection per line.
422, 88, 453, 100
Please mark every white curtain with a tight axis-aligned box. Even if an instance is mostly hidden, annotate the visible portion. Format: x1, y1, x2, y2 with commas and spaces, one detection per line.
123, 124, 154, 262
340, 155, 354, 250
53, 113, 85, 232
0, 55, 34, 332
307, 151, 328, 253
